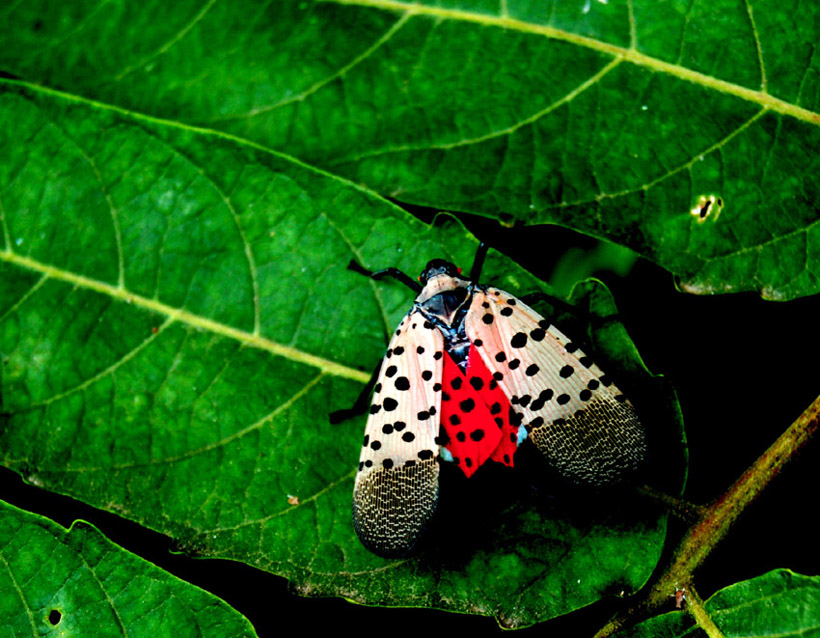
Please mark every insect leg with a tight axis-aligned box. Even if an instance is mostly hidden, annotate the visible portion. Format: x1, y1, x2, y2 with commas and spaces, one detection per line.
328, 359, 382, 424
468, 242, 489, 282
347, 260, 421, 293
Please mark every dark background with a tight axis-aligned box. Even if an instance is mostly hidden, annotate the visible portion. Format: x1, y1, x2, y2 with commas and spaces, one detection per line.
2, 209, 819, 635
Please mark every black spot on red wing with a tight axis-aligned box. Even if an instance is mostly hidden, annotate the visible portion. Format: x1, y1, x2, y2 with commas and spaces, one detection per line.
369, 404, 381, 414
418, 410, 430, 420
395, 377, 410, 390
382, 424, 394, 434
509, 410, 524, 426
465, 458, 473, 467
490, 402, 501, 415
530, 328, 545, 341
460, 398, 475, 413
383, 397, 398, 411
509, 432, 516, 443
422, 370, 433, 381
417, 346, 425, 354
418, 449, 434, 460
579, 356, 593, 368
393, 421, 406, 431
503, 454, 510, 463
495, 352, 506, 362
383, 458, 394, 469
579, 389, 592, 401
469, 376, 484, 391
470, 429, 485, 442
385, 365, 397, 377
557, 394, 571, 405
371, 440, 381, 450
442, 391, 451, 401
525, 364, 539, 376
559, 365, 574, 378
482, 313, 494, 324
393, 346, 404, 355
489, 380, 497, 390
434, 352, 443, 360
449, 414, 461, 425
451, 377, 463, 390
509, 359, 520, 369
456, 432, 466, 442
402, 432, 415, 442
500, 307, 513, 317
495, 417, 504, 428
453, 456, 460, 465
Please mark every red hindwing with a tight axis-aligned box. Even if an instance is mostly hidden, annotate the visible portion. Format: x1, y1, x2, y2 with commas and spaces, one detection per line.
440, 344, 517, 477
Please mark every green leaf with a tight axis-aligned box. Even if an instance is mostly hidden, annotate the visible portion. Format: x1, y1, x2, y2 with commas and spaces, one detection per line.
1, 0, 818, 298
0, 82, 683, 627
0, 499, 256, 637
623, 570, 820, 637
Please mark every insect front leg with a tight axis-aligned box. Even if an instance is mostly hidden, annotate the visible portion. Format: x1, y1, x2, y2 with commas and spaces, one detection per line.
328, 359, 382, 424
346, 259, 421, 293
468, 241, 489, 282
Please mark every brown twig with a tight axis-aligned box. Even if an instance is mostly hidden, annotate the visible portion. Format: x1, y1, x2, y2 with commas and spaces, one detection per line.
595, 393, 820, 637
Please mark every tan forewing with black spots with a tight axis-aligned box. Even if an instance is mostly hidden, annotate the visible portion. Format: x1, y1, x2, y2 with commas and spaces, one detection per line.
353, 309, 444, 557
465, 289, 646, 486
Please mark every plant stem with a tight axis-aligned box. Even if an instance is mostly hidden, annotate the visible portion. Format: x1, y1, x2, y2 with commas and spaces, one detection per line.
595, 392, 820, 637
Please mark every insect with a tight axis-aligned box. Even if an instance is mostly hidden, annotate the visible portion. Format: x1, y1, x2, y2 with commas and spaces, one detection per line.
332, 243, 647, 557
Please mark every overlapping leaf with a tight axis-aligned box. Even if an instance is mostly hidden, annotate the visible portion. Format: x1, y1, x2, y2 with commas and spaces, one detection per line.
0, 82, 682, 627
0, 0, 818, 298
0, 500, 257, 637
624, 570, 820, 637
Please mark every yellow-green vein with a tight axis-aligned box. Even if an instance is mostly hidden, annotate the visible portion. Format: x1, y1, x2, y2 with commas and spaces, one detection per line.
0, 248, 370, 384
322, 0, 820, 126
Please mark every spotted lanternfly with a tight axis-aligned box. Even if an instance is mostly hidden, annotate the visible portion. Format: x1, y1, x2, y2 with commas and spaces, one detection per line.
331, 243, 647, 557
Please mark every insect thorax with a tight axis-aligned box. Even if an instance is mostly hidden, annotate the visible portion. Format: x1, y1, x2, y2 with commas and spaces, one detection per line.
416, 280, 478, 372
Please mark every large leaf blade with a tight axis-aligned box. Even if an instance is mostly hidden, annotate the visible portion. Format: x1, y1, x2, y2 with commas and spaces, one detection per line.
0, 1, 818, 298
0, 500, 257, 637
0, 81, 682, 627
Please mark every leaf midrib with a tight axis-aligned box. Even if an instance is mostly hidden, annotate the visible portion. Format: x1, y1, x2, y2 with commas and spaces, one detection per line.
323, 0, 820, 126
0, 249, 370, 384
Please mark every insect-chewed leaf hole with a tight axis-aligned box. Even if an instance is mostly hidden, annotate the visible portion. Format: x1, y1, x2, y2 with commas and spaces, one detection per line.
690, 194, 724, 223
47, 609, 62, 625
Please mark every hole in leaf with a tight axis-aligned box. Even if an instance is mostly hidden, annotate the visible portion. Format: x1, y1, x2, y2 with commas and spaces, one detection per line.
48, 609, 62, 625
690, 194, 724, 223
